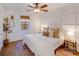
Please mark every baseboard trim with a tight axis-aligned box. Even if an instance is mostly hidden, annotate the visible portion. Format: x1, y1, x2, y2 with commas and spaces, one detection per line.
9, 39, 23, 43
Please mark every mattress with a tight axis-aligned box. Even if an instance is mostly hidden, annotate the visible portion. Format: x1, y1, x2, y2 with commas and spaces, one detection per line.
23, 34, 64, 56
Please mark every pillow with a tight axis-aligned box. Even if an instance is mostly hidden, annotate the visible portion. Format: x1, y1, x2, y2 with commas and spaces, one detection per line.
59, 32, 64, 39
42, 31, 49, 37
49, 28, 54, 38
53, 28, 60, 38
42, 27, 49, 37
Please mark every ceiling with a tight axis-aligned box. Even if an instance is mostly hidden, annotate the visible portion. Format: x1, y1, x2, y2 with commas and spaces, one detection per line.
0, 3, 70, 12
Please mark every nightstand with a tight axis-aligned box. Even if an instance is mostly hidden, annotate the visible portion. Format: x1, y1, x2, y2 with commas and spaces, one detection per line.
64, 38, 77, 54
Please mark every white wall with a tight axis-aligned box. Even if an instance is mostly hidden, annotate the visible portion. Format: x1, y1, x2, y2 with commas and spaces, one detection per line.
28, 13, 40, 34
0, 5, 4, 50
40, 7, 63, 32
39, 4, 79, 52
3, 10, 22, 42
2, 7, 41, 42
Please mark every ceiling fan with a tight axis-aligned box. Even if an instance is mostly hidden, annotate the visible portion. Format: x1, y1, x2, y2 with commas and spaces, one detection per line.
26, 3, 48, 13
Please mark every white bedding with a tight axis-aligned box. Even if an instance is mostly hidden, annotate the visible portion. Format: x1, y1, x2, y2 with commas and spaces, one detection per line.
23, 34, 64, 56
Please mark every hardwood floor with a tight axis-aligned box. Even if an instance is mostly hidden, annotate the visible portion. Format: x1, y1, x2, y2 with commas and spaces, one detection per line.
55, 46, 79, 56
0, 40, 34, 56
0, 40, 79, 56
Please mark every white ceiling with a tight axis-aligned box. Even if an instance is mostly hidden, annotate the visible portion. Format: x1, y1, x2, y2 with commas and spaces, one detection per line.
0, 3, 70, 12
48, 3, 70, 11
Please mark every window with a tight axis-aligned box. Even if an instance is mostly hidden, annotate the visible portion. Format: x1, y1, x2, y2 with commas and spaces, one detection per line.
20, 16, 29, 30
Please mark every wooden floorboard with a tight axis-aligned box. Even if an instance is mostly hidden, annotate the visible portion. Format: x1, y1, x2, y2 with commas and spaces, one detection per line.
55, 46, 79, 56
0, 40, 79, 56
0, 40, 34, 56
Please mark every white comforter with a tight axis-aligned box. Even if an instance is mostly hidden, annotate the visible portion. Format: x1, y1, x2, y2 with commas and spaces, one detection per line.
23, 34, 64, 56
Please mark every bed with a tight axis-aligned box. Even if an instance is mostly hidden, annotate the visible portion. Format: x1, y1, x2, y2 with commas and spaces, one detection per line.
23, 34, 64, 56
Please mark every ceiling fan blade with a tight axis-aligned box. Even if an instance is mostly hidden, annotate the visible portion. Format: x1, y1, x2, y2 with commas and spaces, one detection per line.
41, 9, 48, 12
26, 9, 32, 12
27, 5, 34, 8
40, 4, 48, 8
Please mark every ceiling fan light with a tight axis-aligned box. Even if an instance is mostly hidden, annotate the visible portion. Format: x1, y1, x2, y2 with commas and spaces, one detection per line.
34, 8, 40, 13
